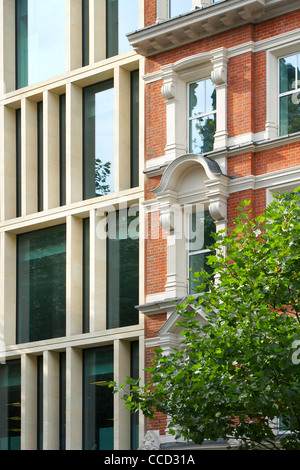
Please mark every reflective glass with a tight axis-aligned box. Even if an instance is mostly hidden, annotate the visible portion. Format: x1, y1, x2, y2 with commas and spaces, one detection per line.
83, 80, 114, 199
279, 55, 297, 94
189, 210, 215, 253
107, 208, 139, 329
0, 360, 21, 450
106, 0, 140, 57
16, 109, 22, 217
188, 211, 215, 294
17, 225, 66, 343
189, 114, 216, 153
83, 346, 114, 450
279, 94, 300, 136
189, 79, 216, 117
16, 0, 66, 88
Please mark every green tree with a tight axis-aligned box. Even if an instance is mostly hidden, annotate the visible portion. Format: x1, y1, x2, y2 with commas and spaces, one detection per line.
112, 189, 300, 450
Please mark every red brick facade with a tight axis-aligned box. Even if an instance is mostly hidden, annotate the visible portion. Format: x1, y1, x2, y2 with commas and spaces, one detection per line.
136, 1, 300, 440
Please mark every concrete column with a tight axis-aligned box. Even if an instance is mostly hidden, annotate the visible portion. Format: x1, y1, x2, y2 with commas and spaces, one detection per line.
156, 0, 169, 22
0, 0, 15, 94
21, 98, 37, 216
89, 0, 106, 63
21, 354, 37, 450
114, 340, 131, 450
114, 66, 131, 192
66, 83, 82, 204
43, 351, 60, 450
43, 91, 60, 210
0, 106, 16, 221
66, 215, 83, 337
65, 347, 82, 450
0, 232, 16, 347
66, 0, 82, 72
90, 209, 106, 332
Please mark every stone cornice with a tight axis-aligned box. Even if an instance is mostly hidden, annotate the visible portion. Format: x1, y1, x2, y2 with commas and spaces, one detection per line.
127, 0, 300, 57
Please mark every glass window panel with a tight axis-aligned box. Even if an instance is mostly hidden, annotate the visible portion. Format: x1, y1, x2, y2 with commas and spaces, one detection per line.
189, 114, 216, 153
106, 0, 139, 57
83, 218, 90, 334
27, 0, 66, 85
189, 81, 205, 117
83, 346, 114, 450
16, 0, 66, 88
279, 55, 296, 94
0, 360, 21, 450
59, 94, 66, 206
59, 352, 66, 450
279, 94, 300, 136
82, 0, 89, 66
16, 0, 28, 89
16, 109, 22, 217
37, 101, 43, 212
169, 0, 192, 17
118, 0, 139, 55
205, 79, 216, 113
37, 355, 43, 450
83, 80, 114, 200
107, 208, 139, 329
189, 251, 213, 294
189, 210, 215, 253
17, 225, 66, 343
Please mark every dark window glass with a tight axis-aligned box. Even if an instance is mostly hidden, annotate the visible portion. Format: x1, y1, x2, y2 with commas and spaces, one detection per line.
59, 352, 66, 450
59, 94, 66, 206
130, 341, 139, 450
37, 355, 43, 450
17, 224, 66, 343
83, 80, 114, 199
83, 218, 90, 333
15, 0, 66, 89
188, 210, 215, 294
0, 360, 21, 450
106, 0, 139, 58
83, 346, 114, 450
16, 108, 22, 217
82, 0, 89, 66
107, 208, 139, 329
15, 0, 28, 89
130, 70, 139, 188
37, 101, 43, 212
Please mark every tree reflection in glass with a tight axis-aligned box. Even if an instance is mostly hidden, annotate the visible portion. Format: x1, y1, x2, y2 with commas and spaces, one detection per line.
83, 80, 114, 199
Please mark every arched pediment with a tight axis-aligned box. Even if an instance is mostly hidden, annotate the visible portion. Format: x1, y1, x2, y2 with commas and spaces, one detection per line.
152, 153, 226, 198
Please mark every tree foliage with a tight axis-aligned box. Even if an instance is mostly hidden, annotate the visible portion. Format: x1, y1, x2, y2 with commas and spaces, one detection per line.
112, 189, 300, 450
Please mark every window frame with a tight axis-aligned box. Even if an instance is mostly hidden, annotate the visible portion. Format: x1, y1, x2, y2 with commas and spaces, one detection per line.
278, 52, 300, 137
187, 77, 217, 154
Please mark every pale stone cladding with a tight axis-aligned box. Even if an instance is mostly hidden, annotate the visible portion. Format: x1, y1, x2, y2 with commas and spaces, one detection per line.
0, 0, 146, 450
128, 0, 300, 448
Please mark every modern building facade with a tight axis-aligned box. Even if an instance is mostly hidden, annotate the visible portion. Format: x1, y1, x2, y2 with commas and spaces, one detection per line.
1, 0, 300, 452
127, 0, 300, 449
0, 0, 146, 450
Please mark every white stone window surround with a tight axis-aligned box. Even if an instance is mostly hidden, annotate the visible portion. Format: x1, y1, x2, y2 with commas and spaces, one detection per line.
266, 39, 300, 141
160, 47, 228, 170
150, 152, 229, 300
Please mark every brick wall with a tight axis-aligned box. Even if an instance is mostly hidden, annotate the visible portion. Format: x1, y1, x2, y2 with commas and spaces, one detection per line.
142, 2, 300, 437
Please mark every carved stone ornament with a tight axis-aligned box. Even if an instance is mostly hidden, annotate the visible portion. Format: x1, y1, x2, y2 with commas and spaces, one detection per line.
211, 66, 227, 86
138, 431, 161, 450
161, 82, 176, 101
